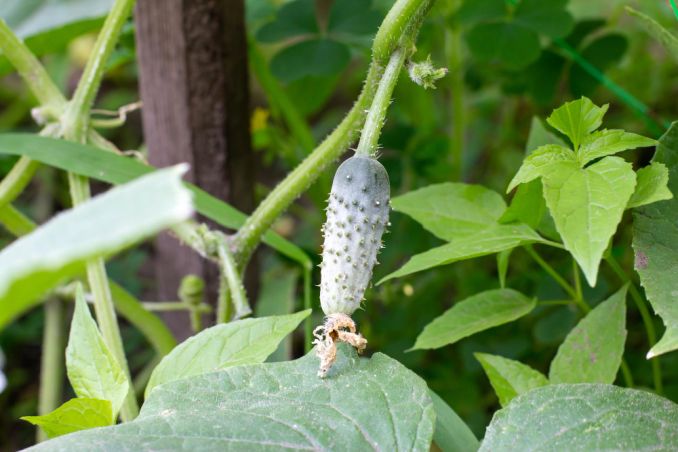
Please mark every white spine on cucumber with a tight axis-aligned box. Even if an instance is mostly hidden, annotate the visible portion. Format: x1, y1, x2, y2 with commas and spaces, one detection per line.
320, 155, 390, 316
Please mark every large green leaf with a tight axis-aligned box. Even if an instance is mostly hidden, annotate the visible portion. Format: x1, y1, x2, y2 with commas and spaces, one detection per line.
466, 22, 540, 69
429, 390, 479, 452
380, 224, 546, 283
546, 97, 608, 150
506, 144, 574, 192
541, 157, 636, 286
513, 0, 573, 38
479, 384, 678, 451
0, 166, 192, 329
30, 345, 436, 451
270, 38, 350, 82
0, 134, 309, 267
327, 0, 382, 37
633, 123, 678, 358
577, 129, 656, 166
475, 353, 548, 407
255, 0, 318, 42
628, 162, 673, 209
66, 285, 129, 417
549, 286, 627, 384
146, 310, 311, 396
21, 398, 112, 439
626, 7, 678, 62
411, 289, 536, 350
392, 183, 507, 241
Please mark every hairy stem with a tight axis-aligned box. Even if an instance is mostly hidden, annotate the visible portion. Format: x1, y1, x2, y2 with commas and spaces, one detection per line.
0, 157, 40, 208
62, 0, 139, 421
61, 0, 136, 139
37, 299, 65, 442
356, 50, 406, 156
0, 19, 66, 109
524, 245, 582, 308
605, 255, 662, 394
217, 239, 251, 322
234, 0, 433, 266
0, 204, 34, 236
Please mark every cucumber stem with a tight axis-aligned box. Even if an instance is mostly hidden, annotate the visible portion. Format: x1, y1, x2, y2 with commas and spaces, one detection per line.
355, 50, 407, 157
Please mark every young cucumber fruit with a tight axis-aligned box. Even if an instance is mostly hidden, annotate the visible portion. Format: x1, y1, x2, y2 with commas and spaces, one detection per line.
320, 155, 390, 315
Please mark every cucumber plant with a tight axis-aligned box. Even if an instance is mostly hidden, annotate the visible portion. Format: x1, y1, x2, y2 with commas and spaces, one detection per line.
0, 0, 678, 450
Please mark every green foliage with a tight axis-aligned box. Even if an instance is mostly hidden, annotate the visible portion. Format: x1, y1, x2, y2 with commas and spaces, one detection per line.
549, 286, 627, 384
459, 0, 573, 69
633, 123, 678, 358
412, 289, 536, 350
474, 353, 549, 407
0, 133, 309, 267
32, 345, 436, 451
628, 162, 673, 208
257, 0, 381, 82
0, 166, 192, 328
542, 156, 635, 286
381, 223, 547, 282
479, 384, 678, 450
66, 284, 129, 417
21, 398, 113, 439
145, 310, 311, 396
508, 98, 661, 286
391, 183, 506, 240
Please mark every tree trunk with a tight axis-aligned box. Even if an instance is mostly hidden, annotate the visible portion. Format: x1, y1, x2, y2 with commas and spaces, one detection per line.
135, 0, 254, 339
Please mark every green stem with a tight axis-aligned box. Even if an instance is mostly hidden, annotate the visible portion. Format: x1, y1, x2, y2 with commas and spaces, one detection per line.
61, 0, 138, 421
356, 50, 406, 156
445, 13, 464, 180
0, 204, 34, 236
61, 0, 136, 139
37, 298, 65, 442
671, 0, 678, 21
524, 245, 581, 306
605, 255, 663, 394
0, 157, 40, 208
141, 301, 211, 314
233, 0, 432, 267
571, 259, 589, 313
620, 359, 635, 388
133, 354, 161, 399
233, 62, 382, 264
0, 19, 66, 109
217, 238, 251, 322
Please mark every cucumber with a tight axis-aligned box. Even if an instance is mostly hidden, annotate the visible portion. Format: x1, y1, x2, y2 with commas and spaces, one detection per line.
320, 155, 390, 315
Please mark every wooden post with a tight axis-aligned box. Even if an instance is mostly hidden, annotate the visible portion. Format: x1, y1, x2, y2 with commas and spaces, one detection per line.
134, 0, 254, 339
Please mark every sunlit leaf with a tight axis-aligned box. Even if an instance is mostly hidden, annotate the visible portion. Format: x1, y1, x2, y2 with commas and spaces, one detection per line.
577, 129, 656, 166
30, 345, 435, 451
66, 284, 129, 417
392, 183, 506, 241
411, 289, 536, 350
0, 166, 193, 329
146, 310, 311, 396
21, 398, 112, 439
627, 162, 673, 208
380, 224, 547, 283
633, 122, 678, 357
546, 97, 608, 150
549, 286, 627, 384
475, 353, 548, 407
541, 157, 636, 286
479, 384, 678, 451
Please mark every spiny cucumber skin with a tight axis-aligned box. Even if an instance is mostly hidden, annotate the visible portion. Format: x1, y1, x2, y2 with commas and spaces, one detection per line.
320, 156, 390, 315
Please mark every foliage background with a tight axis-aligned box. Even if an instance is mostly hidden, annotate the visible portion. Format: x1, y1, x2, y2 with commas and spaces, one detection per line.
1, 0, 677, 448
